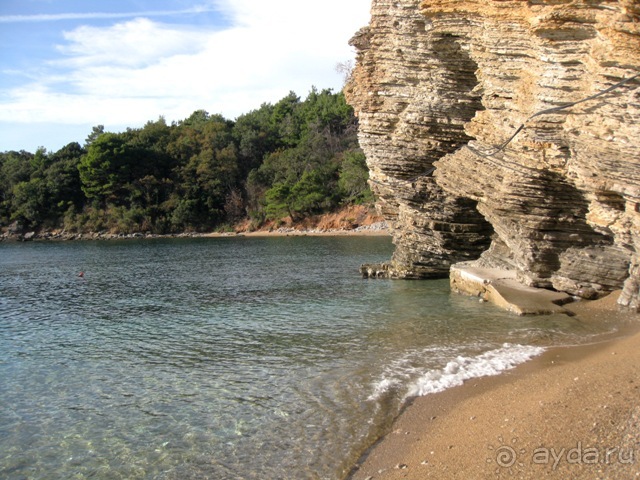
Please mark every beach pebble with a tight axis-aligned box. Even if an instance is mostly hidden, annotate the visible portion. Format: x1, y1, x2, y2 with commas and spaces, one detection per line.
396, 463, 408, 469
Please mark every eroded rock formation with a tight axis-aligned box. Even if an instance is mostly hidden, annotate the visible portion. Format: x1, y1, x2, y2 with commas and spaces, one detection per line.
345, 0, 640, 310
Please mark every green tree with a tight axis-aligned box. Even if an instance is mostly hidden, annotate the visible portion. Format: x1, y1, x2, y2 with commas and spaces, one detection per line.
1, 85, 372, 233
85, 125, 105, 147
0, 150, 34, 225
1, 146, 86, 228
233, 103, 278, 176
271, 91, 302, 146
124, 118, 175, 214
338, 150, 372, 203
300, 87, 353, 137
78, 133, 134, 205
168, 112, 239, 230
264, 182, 295, 221
290, 169, 334, 215
10, 178, 47, 225
43, 142, 86, 220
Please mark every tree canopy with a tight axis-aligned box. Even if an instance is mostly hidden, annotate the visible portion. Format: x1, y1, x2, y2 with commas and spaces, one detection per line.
0, 88, 373, 234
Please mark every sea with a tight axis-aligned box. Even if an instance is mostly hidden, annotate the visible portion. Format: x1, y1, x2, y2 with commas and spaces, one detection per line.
0, 236, 622, 479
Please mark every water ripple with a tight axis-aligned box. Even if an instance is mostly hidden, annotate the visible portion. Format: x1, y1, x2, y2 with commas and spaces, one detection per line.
0, 237, 618, 479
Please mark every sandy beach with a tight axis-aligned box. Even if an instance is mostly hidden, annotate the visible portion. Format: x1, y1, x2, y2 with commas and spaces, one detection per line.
349, 292, 640, 479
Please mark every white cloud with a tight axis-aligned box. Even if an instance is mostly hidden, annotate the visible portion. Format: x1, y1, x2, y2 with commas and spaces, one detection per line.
0, 0, 371, 151
56, 18, 211, 68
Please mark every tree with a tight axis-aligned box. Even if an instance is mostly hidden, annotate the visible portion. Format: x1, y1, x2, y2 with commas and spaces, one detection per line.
263, 168, 336, 222
44, 142, 85, 218
336, 60, 354, 86
264, 182, 295, 221
1, 85, 373, 233
10, 178, 47, 225
272, 91, 302, 146
233, 103, 278, 176
0, 150, 34, 195
167, 113, 240, 230
0, 150, 39, 227
290, 169, 333, 215
78, 133, 133, 205
300, 88, 353, 137
85, 125, 105, 147
338, 150, 372, 203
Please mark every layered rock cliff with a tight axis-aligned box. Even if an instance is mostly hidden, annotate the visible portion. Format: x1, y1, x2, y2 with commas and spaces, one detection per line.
345, 0, 640, 310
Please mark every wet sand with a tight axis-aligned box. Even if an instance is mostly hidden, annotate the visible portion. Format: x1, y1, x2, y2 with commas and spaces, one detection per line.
349, 292, 640, 479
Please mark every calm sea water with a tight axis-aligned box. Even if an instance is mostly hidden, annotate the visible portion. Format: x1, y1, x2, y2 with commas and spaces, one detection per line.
0, 237, 621, 479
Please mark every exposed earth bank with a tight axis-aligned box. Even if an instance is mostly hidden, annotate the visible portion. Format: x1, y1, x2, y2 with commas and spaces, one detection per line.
0, 205, 388, 241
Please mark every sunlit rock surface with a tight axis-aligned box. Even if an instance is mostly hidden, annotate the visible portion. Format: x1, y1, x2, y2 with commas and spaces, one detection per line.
346, 0, 640, 309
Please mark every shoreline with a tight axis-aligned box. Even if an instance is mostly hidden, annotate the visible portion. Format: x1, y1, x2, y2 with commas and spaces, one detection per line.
1, 205, 389, 242
348, 292, 640, 479
0, 222, 391, 242
209, 224, 391, 237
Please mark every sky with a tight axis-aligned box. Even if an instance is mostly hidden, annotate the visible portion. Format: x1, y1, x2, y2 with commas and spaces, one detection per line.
0, 0, 371, 153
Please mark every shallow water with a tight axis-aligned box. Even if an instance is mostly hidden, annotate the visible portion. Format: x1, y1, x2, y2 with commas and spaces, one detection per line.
0, 237, 621, 479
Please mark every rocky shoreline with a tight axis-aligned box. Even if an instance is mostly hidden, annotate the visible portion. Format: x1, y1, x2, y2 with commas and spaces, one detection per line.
0, 230, 209, 242
0, 221, 390, 243
1, 204, 388, 242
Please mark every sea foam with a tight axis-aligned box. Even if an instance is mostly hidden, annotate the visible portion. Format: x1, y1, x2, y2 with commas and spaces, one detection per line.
369, 343, 544, 401
407, 343, 544, 397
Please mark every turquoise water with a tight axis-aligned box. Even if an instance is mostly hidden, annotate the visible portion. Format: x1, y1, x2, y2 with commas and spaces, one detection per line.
0, 237, 619, 479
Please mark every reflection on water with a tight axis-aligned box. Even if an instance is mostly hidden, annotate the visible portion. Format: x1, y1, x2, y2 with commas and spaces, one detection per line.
0, 237, 620, 479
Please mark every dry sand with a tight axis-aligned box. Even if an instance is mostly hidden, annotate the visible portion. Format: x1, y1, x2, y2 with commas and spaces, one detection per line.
349, 292, 640, 480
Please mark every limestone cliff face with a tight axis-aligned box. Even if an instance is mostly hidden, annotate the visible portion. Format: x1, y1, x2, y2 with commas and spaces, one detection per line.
345, 0, 640, 309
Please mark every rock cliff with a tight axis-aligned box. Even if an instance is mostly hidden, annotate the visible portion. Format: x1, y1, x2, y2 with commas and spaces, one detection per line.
345, 0, 640, 310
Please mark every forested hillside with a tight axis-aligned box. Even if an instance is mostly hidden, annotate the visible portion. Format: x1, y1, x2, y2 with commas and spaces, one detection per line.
0, 88, 373, 235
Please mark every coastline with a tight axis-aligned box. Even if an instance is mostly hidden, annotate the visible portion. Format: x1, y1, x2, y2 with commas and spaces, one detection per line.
208, 223, 390, 238
348, 292, 640, 479
0, 222, 390, 242
0, 206, 390, 241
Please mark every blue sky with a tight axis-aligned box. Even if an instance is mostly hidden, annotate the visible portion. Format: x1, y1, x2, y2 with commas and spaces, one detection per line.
0, 0, 371, 153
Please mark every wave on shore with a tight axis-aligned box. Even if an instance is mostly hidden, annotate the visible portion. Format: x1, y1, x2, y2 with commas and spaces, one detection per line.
369, 344, 545, 402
